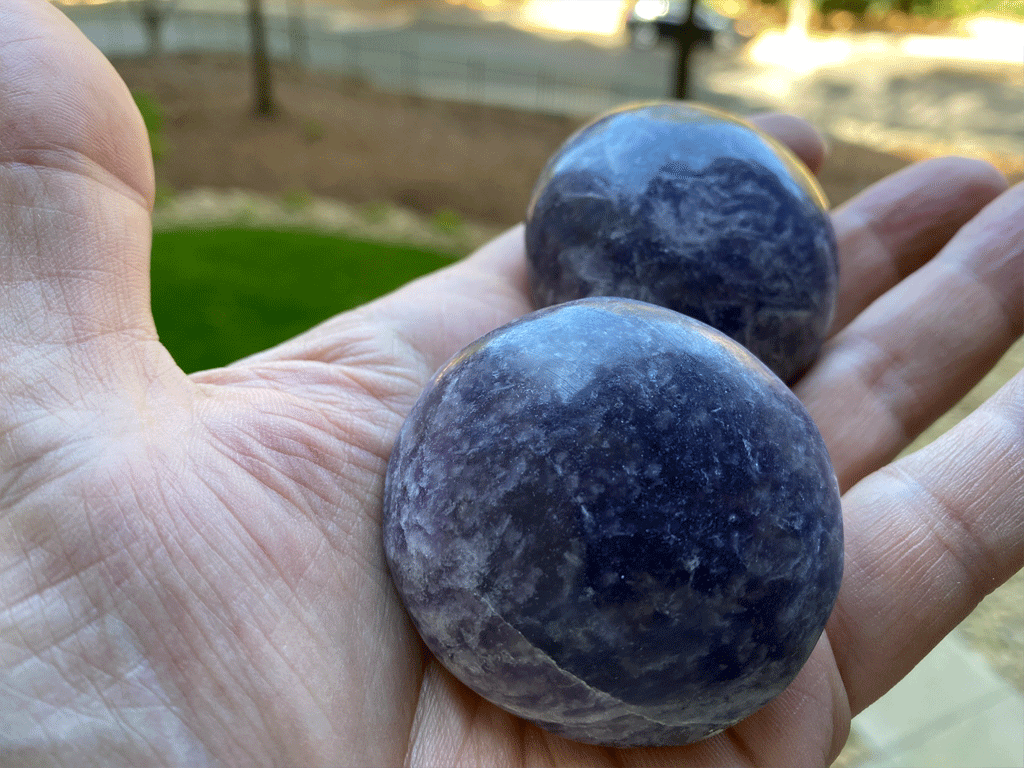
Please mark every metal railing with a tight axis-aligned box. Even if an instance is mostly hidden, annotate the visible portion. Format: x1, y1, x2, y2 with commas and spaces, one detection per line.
58, 2, 680, 117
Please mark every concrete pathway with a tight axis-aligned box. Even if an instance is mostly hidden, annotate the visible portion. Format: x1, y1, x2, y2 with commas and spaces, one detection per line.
847, 630, 1023, 767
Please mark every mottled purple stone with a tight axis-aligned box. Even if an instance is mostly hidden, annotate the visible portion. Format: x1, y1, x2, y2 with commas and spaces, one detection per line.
525, 101, 839, 383
383, 298, 844, 747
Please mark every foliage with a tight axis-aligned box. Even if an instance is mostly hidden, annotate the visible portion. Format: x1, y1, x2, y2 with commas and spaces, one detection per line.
150, 227, 454, 373
430, 208, 464, 235
757, 0, 1022, 17
929, 0, 1024, 16
153, 183, 176, 209
281, 187, 314, 211
132, 89, 166, 162
360, 200, 392, 224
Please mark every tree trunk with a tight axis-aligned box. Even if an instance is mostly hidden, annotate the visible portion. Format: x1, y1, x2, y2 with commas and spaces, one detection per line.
248, 0, 275, 116
671, 0, 701, 100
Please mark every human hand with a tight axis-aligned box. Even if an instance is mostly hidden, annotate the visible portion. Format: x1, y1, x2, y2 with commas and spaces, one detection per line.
1, 2, 1021, 767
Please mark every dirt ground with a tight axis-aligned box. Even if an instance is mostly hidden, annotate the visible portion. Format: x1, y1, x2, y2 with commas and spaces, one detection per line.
116, 54, 583, 226
113, 52, 991, 226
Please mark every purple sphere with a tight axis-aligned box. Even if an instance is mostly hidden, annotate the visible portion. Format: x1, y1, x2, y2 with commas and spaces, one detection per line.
526, 101, 838, 383
383, 298, 843, 747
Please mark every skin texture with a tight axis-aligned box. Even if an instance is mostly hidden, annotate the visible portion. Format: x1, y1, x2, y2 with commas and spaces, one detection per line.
0, 2, 1021, 766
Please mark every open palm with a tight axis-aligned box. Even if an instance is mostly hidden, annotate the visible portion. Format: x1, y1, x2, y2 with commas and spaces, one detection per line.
2, 3, 1021, 767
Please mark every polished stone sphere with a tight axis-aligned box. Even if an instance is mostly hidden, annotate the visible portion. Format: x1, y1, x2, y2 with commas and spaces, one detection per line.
383, 298, 844, 747
525, 101, 838, 383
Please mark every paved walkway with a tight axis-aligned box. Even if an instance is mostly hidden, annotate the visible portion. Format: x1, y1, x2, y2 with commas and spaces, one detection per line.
697, 27, 1023, 167
843, 630, 1024, 767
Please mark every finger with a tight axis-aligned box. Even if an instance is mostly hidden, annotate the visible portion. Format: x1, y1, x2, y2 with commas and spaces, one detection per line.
709, 633, 850, 768
797, 181, 1024, 491
748, 113, 827, 176
0, 1, 157, 388
827, 368, 1024, 715
829, 157, 1008, 333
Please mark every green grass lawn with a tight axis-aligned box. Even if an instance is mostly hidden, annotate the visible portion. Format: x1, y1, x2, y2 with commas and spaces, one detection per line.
151, 227, 456, 373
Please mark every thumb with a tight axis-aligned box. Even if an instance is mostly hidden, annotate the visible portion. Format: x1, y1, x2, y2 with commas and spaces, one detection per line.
1, 0, 165, 405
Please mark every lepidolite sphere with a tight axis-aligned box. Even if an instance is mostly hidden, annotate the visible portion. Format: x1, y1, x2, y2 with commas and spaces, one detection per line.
383, 298, 843, 747
525, 101, 839, 383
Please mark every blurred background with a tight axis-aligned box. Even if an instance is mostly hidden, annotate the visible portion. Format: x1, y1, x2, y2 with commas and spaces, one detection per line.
54, 0, 1023, 765
58, 0, 1023, 226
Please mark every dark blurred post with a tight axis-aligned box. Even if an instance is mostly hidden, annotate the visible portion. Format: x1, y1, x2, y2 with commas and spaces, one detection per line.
140, 0, 177, 58
671, 0, 701, 99
248, 0, 275, 116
